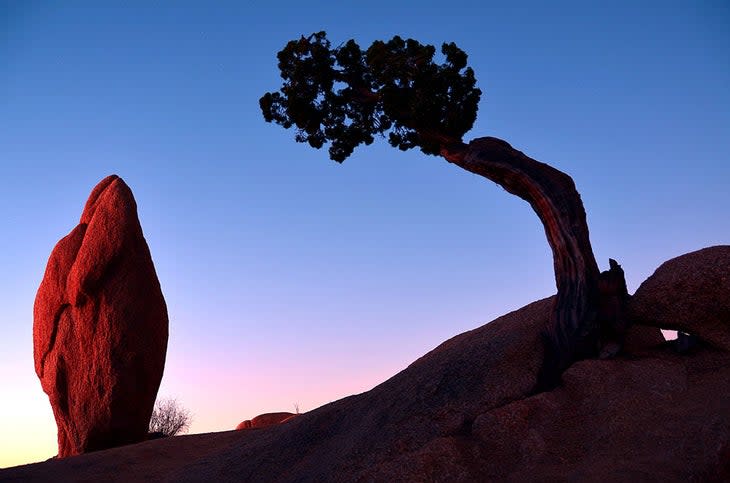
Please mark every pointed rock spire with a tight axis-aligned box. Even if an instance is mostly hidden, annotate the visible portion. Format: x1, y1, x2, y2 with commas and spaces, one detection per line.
33, 175, 168, 457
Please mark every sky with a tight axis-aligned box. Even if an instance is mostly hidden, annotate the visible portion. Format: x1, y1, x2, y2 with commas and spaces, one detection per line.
1, 0, 728, 468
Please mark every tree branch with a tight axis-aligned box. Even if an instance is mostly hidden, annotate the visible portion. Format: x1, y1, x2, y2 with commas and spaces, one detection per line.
441, 136, 601, 388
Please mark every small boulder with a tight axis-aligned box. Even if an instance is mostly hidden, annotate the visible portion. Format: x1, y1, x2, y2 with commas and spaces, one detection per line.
235, 412, 297, 430
33, 175, 168, 457
630, 246, 730, 351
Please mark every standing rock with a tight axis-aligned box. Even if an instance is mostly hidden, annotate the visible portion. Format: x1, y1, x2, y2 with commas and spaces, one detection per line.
33, 175, 168, 457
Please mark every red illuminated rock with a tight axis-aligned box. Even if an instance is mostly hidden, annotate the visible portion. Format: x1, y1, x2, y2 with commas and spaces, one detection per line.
236, 412, 297, 430
33, 175, 168, 457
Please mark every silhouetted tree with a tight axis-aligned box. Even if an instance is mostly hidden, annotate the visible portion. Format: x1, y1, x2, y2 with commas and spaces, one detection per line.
148, 397, 192, 437
260, 32, 627, 389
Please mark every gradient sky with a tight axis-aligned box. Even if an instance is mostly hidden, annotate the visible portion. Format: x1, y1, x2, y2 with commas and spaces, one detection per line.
1, 1, 728, 468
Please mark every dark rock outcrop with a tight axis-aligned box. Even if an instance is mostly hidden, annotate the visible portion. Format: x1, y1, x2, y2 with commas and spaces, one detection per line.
630, 245, 730, 351
32, 175, 168, 458
235, 412, 297, 430
622, 324, 665, 353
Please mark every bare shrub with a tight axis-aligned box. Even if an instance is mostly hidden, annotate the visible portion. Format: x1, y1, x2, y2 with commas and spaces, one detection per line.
148, 397, 192, 437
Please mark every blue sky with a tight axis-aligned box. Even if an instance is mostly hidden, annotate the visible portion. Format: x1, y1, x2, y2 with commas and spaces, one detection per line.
1, 1, 728, 467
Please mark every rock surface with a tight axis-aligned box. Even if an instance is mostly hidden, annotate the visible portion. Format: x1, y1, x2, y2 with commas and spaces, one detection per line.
7, 247, 728, 481
32, 175, 168, 458
630, 245, 730, 351
235, 412, 297, 430
622, 324, 665, 353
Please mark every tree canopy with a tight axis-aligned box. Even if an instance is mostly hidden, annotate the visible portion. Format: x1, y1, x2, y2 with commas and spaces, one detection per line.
261, 33, 620, 389
260, 31, 481, 162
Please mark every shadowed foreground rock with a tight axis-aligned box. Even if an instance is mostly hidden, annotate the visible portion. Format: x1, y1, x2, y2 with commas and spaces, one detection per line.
7, 248, 728, 481
32, 175, 168, 458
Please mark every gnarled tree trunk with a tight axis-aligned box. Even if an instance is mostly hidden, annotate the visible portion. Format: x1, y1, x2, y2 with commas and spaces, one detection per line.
440, 136, 601, 389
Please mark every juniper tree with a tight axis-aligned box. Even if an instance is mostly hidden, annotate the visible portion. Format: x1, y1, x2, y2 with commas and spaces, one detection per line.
260, 32, 627, 388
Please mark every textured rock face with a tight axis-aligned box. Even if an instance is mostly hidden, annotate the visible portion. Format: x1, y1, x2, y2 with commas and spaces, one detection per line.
466, 351, 730, 482
630, 245, 730, 351
236, 412, 297, 430
33, 175, 168, 457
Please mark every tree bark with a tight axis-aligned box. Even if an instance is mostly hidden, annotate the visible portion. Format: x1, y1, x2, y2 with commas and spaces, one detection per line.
439, 136, 601, 389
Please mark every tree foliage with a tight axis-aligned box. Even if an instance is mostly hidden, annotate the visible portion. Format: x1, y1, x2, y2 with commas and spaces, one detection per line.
260, 32, 481, 162
148, 397, 192, 437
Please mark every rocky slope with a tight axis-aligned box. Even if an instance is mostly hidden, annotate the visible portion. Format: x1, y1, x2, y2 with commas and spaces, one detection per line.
5, 246, 728, 481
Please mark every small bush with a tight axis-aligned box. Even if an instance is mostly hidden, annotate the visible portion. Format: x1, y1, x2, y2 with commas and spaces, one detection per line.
148, 397, 192, 437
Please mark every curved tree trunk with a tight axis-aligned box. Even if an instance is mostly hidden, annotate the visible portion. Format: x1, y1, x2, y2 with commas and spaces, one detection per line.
440, 136, 601, 389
